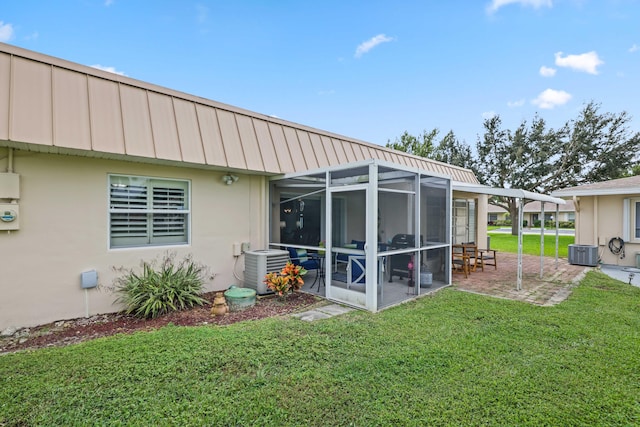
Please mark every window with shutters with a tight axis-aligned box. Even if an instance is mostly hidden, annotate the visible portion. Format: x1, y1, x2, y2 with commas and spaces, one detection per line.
109, 175, 190, 248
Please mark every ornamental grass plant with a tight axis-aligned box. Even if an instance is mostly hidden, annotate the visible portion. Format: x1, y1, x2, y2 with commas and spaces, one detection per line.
111, 252, 213, 319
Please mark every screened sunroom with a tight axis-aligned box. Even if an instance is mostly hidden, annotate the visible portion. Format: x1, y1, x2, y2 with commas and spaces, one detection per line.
269, 159, 452, 312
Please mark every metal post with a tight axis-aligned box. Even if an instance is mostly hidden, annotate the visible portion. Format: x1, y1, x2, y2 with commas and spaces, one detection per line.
540, 202, 545, 279
555, 204, 560, 269
517, 198, 524, 291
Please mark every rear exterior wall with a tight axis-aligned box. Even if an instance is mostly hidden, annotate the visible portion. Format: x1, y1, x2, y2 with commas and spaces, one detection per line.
0, 150, 266, 330
575, 194, 640, 267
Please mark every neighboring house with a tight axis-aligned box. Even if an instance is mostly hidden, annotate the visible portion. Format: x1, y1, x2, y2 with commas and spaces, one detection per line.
486, 204, 509, 223
487, 201, 575, 226
0, 43, 490, 329
551, 176, 640, 267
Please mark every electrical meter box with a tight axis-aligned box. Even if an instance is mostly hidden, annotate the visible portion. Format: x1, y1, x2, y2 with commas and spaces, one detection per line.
0, 203, 19, 230
0, 173, 20, 199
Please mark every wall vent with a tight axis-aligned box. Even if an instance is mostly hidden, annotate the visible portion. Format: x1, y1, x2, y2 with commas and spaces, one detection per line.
568, 244, 598, 267
244, 249, 290, 294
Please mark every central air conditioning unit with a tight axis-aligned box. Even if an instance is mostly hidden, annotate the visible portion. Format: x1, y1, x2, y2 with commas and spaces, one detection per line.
568, 244, 598, 267
244, 249, 290, 294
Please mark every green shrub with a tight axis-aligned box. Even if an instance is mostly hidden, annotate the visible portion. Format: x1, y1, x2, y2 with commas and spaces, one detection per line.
532, 220, 575, 229
111, 253, 213, 319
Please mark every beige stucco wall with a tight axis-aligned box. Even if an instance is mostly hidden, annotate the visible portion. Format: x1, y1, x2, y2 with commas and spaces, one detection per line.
0, 149, 266, 330
575, 194, 640, 267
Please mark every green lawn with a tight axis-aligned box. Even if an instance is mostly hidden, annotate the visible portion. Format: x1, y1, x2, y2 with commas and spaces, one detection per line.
1, 271, 638, 426
488, 232, 574, 257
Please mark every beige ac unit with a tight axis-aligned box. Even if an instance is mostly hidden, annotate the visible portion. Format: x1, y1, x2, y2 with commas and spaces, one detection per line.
244, 249, 290, 294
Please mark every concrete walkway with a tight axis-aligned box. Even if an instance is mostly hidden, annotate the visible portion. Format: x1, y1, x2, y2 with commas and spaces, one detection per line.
292, 303, 355, 321
600, 264, 640, 287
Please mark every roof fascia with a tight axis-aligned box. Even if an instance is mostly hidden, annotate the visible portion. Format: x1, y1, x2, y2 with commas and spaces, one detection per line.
272, 158, 453, 182
551, 188, 640, 197
452, 182, 566, 204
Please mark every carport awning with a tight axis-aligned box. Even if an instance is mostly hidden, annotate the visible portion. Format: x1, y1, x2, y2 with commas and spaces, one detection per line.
452, 181, 566, 291
452, 182, 566, 205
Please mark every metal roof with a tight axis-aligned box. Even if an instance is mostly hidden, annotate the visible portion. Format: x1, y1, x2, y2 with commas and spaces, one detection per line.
0, 42, 478, 183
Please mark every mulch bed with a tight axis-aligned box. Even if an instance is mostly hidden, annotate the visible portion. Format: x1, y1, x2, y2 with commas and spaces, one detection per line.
0, 291, 321, 355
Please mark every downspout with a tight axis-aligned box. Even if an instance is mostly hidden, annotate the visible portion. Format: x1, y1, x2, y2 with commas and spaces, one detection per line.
593, 196, 598, 247
7, 147, 13, 173
573, 196, 580, 244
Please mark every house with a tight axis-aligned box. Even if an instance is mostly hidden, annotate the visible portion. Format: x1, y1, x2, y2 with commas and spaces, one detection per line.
0, 42, 494, 329
487, 200, 575, 226
551, 176, 640, 267
486, 204, 510, 224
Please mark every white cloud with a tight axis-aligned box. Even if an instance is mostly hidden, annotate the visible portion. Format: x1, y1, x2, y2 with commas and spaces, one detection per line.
629, 44, 639, 53
531, 88, 571, 109
104, 0, 114, 5
354, 34, 394, 58
487, 0, 552, 14
318, 89, 335, 96
0, 21, 14, 42
482, 111, 497, 119
539, 65, 556, 77
91, 64, 126, 76
25, 31, 39, 41
554, 51, 603, 75
507, 99, 525, 107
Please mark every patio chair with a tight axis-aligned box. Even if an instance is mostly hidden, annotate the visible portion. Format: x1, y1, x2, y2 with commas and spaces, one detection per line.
345, 256, 385, 299
346, 256, 366, 288
286, 247, 320, 285
462, 243, 481, 272
334, 240, 365, 272
452, 246, 470, 278
478, 248, 497, 270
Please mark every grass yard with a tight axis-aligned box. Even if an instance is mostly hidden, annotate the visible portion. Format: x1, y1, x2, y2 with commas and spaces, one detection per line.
1, 271, 638, 425
488, 232, 574, 257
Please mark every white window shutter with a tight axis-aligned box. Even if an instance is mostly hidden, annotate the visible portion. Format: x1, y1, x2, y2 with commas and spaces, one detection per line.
622, 198, 630, 241
109, 175, 189, 248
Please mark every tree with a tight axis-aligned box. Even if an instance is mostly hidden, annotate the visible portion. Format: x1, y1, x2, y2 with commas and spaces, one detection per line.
386, 129, 439, 158
476, 102, 640, 234
551, 102, 640, 186
433, 130, 476, 171
624, 164, 640, 177
386, 128, 475, 170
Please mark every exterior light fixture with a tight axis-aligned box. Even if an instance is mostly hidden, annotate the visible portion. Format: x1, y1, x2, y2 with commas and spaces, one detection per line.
222, 173, 239, 185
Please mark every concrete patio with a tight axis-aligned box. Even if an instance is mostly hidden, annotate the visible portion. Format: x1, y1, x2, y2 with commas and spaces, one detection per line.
452, 252, 590, 306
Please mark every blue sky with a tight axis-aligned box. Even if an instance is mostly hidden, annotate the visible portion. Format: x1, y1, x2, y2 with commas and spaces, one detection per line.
1, 0, 639, 148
